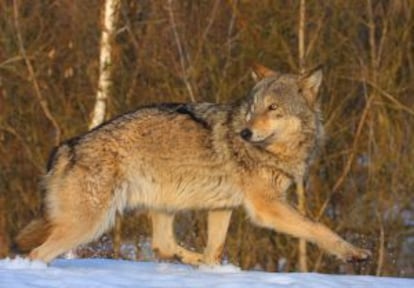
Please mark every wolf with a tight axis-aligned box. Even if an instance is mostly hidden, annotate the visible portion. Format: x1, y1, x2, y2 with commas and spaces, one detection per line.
15, 64, 371, 265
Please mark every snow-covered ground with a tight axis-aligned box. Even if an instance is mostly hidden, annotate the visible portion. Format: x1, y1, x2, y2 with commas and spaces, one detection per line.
0, 258, 412, 288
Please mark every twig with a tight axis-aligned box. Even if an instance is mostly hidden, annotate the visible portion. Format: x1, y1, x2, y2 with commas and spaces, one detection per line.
225, 0, 260, 43
375, 7, 389, 70
376, 209, 385, 276
217, 0, 238, 102
193, 0, 221, 70
312, 250, 325, 272
298, 0, 306, 73
305, 10, 325, 59
317, 73, 375, 220
297, 179, 308, 272
279, 36, 298, 71
317, 1, 380, 220
0, 125, 43, 172
340, 76, 414, 116
372, 85, 414, 116
367, 0, 377, 79
167, 0, 196, 102
12, 0, 61, 146
226, 0, 237, 51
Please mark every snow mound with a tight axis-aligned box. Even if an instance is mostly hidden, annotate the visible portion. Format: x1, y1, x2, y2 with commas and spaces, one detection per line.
0, 257, 47, 270
198, 263, 241, 273
0, 258, 412, 288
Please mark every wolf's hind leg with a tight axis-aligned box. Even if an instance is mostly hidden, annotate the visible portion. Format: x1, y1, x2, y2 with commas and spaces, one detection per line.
151, 211, 204, 265
29, 224, 83, 263
29, 204, 114, 263
151, 210, 232, 266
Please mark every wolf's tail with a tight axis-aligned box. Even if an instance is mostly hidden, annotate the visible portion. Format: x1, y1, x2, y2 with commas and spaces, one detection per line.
14, 218, 51, 253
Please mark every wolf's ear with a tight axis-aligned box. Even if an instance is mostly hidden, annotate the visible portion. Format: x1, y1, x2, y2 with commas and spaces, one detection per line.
251, 63, 279, 82
299, 67, 323, 106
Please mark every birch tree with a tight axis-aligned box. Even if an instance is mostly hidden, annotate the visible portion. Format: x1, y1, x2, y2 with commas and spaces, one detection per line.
89, 0, 120, 129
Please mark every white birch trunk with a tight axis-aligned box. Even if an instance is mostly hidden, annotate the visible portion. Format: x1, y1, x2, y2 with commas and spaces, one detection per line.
89, 0, 120, 129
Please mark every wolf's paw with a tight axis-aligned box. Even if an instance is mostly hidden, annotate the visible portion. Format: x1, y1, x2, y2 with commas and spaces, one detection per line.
177, 253, 204, 266
201, 255, 221, 267
343, 247, 372, 263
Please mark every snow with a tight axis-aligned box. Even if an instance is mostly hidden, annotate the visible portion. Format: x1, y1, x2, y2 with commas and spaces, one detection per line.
0, 257, 412, 288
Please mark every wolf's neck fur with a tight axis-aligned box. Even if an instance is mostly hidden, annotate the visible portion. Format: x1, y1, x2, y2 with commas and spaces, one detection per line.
223, 103, 319, 180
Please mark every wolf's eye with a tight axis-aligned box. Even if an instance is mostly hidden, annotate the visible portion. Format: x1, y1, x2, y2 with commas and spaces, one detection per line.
268, 103, 279, 111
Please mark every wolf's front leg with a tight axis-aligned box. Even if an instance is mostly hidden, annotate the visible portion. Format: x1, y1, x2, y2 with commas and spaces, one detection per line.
243, 194, 371, 262
203, 209, 232, 265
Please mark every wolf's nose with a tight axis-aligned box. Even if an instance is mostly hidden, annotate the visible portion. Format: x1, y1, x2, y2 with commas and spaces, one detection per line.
240, 128, 252, 141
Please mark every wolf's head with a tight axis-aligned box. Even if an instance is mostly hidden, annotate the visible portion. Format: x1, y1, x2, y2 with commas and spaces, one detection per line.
239, 64, 324, 157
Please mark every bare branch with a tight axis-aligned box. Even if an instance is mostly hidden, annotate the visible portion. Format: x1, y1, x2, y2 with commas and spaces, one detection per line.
193, 0, 221, 70
167, 0, 196, 102
298, 0, 306, 73
317, 66, 376, 220
12, 0, 61, 146
0, 125, 43, 172
376, 209, 385, 276
305, 12, 325, 59
367, 0, 377, 80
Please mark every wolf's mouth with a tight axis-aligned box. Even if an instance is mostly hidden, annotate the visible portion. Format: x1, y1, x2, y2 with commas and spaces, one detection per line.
249, 133, 276, 146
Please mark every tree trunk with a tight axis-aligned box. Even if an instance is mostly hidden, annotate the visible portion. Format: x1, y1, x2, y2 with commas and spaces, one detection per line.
297, 0, 308, 272
89, 0, 120, 130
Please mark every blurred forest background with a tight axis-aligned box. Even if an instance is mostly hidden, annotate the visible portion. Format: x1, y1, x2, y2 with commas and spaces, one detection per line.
0, 0, 413, 277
